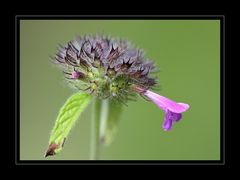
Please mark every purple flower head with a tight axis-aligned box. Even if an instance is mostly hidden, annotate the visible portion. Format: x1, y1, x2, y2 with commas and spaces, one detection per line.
144, 90, 189, 131
52, 35, 156, 101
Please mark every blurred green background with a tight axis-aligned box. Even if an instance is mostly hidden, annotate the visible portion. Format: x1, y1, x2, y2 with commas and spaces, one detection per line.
20, 20, 220, 160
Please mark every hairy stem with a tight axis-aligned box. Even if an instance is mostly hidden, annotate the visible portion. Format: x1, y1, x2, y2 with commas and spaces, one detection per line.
89, 98, 109, 160
90, 98, 101, 160
99, 99, 109, 143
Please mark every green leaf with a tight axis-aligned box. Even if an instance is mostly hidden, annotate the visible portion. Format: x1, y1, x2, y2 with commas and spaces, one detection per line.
45, 92, 92, 157
99, 100, 123, 146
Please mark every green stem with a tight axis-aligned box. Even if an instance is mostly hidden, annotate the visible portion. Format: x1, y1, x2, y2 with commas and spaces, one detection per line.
99, 99, 109, 143
89, 98, 109, 160
90, 98, 101, 160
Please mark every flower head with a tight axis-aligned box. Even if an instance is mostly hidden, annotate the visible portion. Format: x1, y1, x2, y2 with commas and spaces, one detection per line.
53, 35, 156, 102
52, 35, 189, 131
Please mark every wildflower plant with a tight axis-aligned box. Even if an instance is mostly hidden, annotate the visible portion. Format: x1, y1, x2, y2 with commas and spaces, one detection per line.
45, 35, 190, 159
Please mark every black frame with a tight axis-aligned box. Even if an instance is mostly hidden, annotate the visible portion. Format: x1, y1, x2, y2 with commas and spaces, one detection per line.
15, 15, 225, 165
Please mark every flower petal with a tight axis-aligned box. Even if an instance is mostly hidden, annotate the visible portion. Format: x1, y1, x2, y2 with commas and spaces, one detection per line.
71, 71, 80, 79
144, 90, 189, 113
162, 110, 182, 131
162, 111, 173, 131
175, 103, 189, 112
144, 90, 167, 111
171, 112, 182, 122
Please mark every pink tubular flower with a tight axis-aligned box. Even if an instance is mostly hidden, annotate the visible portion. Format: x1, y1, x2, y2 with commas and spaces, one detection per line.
144, 90, 189, 131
